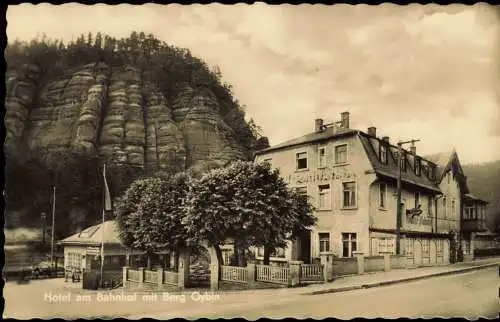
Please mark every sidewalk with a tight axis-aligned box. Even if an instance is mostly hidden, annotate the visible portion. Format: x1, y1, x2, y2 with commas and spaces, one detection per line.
301, 256, 500, 295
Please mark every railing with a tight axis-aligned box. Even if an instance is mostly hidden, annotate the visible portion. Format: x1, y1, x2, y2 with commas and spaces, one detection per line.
221, 265, 248, 283
143, 270, 159, 284
163, 270, 179, 285
301, 264, 323, 281
256, 265, 289, 285
127, 269, 140, 282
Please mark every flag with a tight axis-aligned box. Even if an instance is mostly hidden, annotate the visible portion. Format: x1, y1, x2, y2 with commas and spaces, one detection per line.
103, 163, 112, 211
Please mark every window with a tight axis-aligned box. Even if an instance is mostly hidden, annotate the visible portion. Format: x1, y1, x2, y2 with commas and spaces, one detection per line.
319, 233, 330, 253
271, 247, 286, 258
427, 196, 433, 217
415, 158, 421, 176
296, 152, 308, 170
295, 186, 308, 200
342, 233, 357, 257
318, 184, 331, 209
399, 153, 406, 172
379, 183, 387, 209
377, 237, 395, 254
343, 182, 357, 208
451, 199, 455, 216
464, 206, 474, 220
67, 253, 82, 268
414, 192, 420, 209
318, 146, 326, 168
335, 144, 348, 164
429, 166, 435, 181
406, 238, 415, 258
380, 144, 388, 164
443, 197, 447, 218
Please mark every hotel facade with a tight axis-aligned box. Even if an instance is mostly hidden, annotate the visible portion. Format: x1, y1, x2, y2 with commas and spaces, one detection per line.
254, 112, 488, 266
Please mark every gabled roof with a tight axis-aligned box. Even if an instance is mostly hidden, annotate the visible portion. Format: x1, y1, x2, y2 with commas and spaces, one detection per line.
58, 220, 122, 246
358, 132, 441, 193
463, 193, 489, 204
255, 126, 357, 155
423, 149, 470, 194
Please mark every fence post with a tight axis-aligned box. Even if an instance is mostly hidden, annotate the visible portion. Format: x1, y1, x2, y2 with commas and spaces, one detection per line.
157, 267, 164, 286
352, 251, 365, 275
289, 260, 303, 287
177, 251, 190, 289
138, 267, 144, 283
210, 263, 219, 291
247, 262, 256, 284
381, 252, 391, 272
122, 266, 128, 288
320, 252, 333, 282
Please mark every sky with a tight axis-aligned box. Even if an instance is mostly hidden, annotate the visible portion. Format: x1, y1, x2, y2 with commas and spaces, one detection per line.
6, 3, 500, 164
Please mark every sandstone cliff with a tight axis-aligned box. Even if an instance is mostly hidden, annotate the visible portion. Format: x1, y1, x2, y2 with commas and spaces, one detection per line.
5, 62, 254, 172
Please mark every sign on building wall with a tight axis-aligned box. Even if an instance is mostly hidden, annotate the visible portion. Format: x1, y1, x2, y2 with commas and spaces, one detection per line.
284, 168, 357, 185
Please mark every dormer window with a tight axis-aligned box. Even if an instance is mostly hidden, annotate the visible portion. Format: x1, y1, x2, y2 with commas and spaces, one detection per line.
399, 153, 406, 172
380, 143, 388, 164
415, 157, 421, 176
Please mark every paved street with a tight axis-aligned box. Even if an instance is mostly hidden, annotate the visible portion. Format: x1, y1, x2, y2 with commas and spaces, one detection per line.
4, 265, 499, 319
180, 267, 500, 320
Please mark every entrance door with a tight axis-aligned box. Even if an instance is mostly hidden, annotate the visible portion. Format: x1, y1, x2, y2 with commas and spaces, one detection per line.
299, 230, 311, 264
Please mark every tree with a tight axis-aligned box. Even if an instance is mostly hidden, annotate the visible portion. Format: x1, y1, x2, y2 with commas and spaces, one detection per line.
114, 173, 190, 268
182, 161, 316, 267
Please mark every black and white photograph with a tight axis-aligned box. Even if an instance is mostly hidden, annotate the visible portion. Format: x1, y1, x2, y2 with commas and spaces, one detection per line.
3, 2, 500, 319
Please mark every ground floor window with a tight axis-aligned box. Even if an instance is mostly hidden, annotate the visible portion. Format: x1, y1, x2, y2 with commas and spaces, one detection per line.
222, 250, 232, 265
406, 238, 415, 258
436, 239, 444, 256
319, 233, 330, 253
67, 252, 82, 268
371, 237, 395, 255
342, 233, 357, 257
422, 239, 430, 257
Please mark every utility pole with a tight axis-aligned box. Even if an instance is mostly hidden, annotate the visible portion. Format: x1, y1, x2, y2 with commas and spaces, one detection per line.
396, 139, 420, 255
51, 186, 56, 266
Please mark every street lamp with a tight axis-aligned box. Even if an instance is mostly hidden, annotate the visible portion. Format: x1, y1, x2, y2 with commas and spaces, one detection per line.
395, 139, 420, 255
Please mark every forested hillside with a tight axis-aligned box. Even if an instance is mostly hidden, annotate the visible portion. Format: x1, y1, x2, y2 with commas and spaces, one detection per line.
463, 160, 500, 232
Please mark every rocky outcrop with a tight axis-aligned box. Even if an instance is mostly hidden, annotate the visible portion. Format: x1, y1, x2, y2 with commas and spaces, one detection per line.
23, 63, 109, 156
6, 62, 258, 173
5, 64, 41, 157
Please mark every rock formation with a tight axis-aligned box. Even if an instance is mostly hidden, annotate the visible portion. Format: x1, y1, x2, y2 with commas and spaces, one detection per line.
5, 61, 260, 173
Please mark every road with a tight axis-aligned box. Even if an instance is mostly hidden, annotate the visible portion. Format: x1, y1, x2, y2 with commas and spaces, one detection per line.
180, 267, 499, 320
3, 267, 499, 319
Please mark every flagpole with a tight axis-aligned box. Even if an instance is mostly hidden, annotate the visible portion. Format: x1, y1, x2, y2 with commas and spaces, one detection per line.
51, 185, 56, 266
100, 163, 106, 288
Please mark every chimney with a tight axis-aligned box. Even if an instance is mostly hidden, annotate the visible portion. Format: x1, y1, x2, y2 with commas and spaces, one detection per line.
410, 145, 416, 155
367, 127, 377, 137
382, 136, 390, 143
340, 112, 350, 129
315, 118, 324, 132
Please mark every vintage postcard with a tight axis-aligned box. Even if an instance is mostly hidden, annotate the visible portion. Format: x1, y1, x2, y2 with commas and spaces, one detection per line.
3, 3, 500, 319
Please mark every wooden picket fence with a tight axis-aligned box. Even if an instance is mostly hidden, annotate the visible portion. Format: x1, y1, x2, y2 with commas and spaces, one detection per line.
144, 270, 158, 283
256, 265, 289, 285
163, 270, 179, 285
127, 269, 140, 282
221, 265, 248, 283
301, 264, 323, 281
